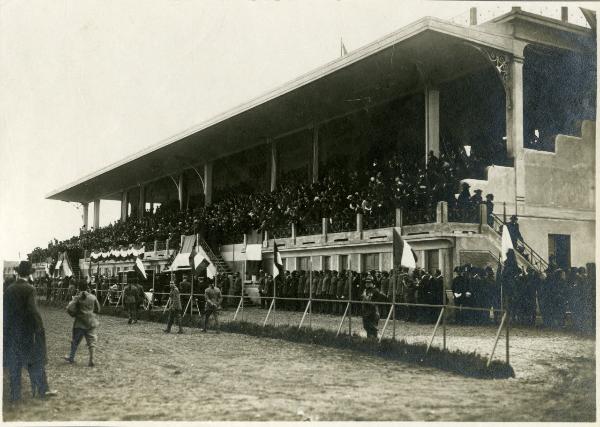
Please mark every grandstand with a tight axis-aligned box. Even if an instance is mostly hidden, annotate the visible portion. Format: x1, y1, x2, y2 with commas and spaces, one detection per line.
42, 7, 595, 292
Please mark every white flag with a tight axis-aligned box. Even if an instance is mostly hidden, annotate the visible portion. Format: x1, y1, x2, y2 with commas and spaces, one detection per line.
501, 225, 514, 262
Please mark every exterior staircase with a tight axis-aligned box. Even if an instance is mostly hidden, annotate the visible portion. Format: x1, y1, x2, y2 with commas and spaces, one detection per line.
486, 213, 549, 274
197, 237, 233, 275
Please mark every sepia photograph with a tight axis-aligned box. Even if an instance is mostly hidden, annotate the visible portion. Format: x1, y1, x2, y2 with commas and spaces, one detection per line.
0, 0, 596, 423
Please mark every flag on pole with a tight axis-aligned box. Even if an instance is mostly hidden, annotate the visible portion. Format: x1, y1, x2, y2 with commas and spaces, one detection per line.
500, 224, 514, 262
273, 241, 283, 278
62, 252, 73, 277
189, 246, 210, 276
134, 256, 147, 280
340, 37, 348, 56
393, 228, 418, 270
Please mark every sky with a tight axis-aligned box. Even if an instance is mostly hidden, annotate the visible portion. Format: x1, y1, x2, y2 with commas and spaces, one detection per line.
0, 0, 593, 261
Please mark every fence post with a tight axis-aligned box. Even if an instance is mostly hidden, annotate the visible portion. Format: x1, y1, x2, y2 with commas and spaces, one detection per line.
506, 310, 510, 365
426, 307, 444, 354
487, 311, 507, 366
348, 273, 352, 336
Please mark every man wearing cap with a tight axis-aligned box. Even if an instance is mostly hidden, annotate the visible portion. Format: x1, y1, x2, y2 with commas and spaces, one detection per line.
202, 279, 222, 333
484, 194, 495, 227
64, 281, 101, 367
361, 274, 386, 338
4, 261, 57, 401
164, 281, 183, 334
470, 189, 483, 205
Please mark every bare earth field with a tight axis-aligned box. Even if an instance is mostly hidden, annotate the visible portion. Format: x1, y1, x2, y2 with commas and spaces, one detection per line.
3, 305, 595, 422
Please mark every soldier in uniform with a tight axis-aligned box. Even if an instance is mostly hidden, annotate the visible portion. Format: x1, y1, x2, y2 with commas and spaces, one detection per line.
258, 270, 268, 309
202, 279, 223, 333
322, 270, 331, 314
379, 271, 390, 316
164, 281, 183, 334
361, 275, 386, 338
123, 281, 138, 324
289, 270, 299, 311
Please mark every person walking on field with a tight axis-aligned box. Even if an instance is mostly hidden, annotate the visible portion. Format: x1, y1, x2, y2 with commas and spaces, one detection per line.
164, 281, 183, 334
64, 281, 101, 367
4, 261, 58, 401
202, 279, 223, 333
123, 282, 138, 324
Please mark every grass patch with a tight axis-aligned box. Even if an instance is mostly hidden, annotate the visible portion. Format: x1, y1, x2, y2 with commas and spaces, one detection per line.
221, 321, 515, 379
40, 299, 514, 379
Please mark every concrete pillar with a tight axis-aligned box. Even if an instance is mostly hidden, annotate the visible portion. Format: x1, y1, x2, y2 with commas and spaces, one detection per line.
178, 174, 184, 211
82, 203, 89, 230
469, 7, 477, 25
270, 139, 277, 191
291, 223, 297, 240
424, 86, 440, 163
437, 201, 448, 223
395, 208, 403, 227
322, 218, 328, 241
506, 56, 525, 214
356, 213, 363, 233
120, 191, 128, 222
204, 162, 213, 206
312, 125, 319, 183
93, 199, 100, 229
561, 7, 568, 22
138, 186, 146, 218
506, 56, 524, 158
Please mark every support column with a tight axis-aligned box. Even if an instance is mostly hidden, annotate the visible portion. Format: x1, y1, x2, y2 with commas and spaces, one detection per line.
270, 139, 277, 191
82, 203, 89, 231
178, 174, 184, 211
506, 56, 525, 214
204, 162, 213, 206
312, 125, 319, 183
425, 86, 440, 163
120, 192, 128, 222
93, 199, 100, 229
138, 186, 146, 218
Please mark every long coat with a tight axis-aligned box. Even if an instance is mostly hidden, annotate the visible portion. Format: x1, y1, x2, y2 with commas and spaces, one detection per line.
4, 279, 47, 366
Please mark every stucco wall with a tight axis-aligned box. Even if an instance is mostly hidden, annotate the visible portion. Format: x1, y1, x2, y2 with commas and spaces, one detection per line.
523, 120, 595, 211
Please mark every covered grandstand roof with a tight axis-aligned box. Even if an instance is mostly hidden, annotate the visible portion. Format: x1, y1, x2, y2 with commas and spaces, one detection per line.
46, 13, 594, 204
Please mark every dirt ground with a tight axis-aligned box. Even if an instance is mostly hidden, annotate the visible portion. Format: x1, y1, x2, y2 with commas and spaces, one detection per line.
3, 305, 595, 422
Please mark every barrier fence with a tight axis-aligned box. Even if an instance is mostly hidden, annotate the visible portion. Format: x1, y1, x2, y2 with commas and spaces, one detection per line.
38, 283, 510, 366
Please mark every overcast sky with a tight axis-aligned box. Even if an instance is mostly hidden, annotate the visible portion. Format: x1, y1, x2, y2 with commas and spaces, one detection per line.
0, 1, 593, 261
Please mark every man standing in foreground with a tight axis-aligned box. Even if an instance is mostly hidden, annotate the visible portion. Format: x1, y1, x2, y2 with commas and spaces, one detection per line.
4, 261, 58, 401
64, 281, 101, 367
361, 274, 386, 339
164, 281, 183, 334
202, 279, 223, 333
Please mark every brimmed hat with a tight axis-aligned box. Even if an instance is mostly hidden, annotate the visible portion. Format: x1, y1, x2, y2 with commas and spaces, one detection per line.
16, 261, 33, 277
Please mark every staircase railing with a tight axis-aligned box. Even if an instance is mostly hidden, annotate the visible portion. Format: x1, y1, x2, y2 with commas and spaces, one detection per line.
197, 236, 232, 274
489, 213, 549, 273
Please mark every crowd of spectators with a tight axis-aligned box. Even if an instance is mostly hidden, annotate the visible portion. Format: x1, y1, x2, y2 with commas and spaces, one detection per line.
29, 145, 492, 264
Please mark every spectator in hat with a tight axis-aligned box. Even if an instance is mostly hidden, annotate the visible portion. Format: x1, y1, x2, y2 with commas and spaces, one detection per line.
457, 183, 471, 208
485, 194, 495, 227
470, 189, 483, 205
4, 261, 57, 401
506, 215, 523, 247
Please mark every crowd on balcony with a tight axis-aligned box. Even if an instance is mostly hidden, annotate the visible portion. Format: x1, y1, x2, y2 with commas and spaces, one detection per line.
29, 145, 492, 264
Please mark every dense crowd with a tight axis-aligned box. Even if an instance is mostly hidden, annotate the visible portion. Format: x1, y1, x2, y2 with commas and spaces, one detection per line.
29, 146, 490, 263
